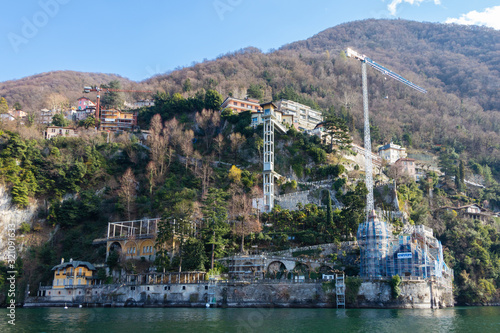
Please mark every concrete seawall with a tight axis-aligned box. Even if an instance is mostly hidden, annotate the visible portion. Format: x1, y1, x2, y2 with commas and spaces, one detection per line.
25, 279, 453, 309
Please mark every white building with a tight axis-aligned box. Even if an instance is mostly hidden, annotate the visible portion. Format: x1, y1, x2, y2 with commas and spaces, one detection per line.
45, 126, 78, 139
378, 142, 407, 164
0, 113, 16, 122
275, 99, 323, 131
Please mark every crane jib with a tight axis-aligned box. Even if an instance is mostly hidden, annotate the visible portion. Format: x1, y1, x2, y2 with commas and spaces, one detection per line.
364, 57, 427, 94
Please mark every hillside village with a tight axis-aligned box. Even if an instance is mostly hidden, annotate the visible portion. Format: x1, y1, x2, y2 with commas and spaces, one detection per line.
0, 19, 500, 308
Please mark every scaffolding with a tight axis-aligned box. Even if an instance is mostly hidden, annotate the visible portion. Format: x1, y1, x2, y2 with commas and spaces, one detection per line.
358, 211, 453, 283
107, 218, 160, 239
336, 273, 345, 308
224, 255, 267, 279
357, 210, 392, 278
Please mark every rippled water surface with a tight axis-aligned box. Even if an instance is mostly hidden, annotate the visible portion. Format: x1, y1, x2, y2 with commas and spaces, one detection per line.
1, 306, 500, 332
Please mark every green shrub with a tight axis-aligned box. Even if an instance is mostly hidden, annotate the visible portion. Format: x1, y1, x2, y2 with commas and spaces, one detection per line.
390, 275, 401, 299
346, 276, 362, 305
19, 222, 31, 234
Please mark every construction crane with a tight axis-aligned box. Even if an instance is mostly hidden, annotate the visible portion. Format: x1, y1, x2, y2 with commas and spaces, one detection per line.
83, 86, 153, 123
345, 48, 426, 215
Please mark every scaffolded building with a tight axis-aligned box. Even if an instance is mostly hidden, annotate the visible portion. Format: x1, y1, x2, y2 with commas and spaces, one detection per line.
358, 211, 453, 281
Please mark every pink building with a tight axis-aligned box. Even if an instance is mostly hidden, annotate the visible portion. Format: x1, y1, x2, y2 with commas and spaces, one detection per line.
394, 158, 416, 180
77, 97, 95, 110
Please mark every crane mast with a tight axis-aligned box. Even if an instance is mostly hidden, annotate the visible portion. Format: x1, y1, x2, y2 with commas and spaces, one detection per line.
345, 48, 426, 216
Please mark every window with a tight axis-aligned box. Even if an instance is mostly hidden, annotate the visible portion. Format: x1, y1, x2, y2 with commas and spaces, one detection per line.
164, 286, 170, 291
131, 286, 135, 291
182, 286, 186, 290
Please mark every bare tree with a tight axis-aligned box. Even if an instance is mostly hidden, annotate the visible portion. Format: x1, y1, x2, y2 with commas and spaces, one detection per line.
146, 161, 156, 196
164, 117, 182, 148
118, 167, 137, 220
195, 154, 214, 198
214, 133, 225, 161
229, 132, 245, 162
229, 185, 262, 253
148, 114, 168, 175
180, 129, 194, 170
45, 93, 69, 111
195, 109, 221, 149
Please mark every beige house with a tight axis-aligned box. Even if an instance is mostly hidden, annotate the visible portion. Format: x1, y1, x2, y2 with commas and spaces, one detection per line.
45, 126, 78, 139
378, 142, 407, 164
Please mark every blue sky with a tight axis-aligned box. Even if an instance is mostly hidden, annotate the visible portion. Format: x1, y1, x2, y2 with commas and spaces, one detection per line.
1, 0, 498, 83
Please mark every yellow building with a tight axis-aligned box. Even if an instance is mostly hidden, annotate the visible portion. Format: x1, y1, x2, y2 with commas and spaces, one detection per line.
52, 259, 97, 288
100, 109, 137, 132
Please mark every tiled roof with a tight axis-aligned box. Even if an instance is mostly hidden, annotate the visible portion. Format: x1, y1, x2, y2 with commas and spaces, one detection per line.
52, 261, 96, 271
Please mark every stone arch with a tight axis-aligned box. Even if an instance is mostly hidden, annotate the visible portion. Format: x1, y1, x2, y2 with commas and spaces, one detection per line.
267, 261, 286, 278
107, 241, 122, 258
243, 261, 257, 274
125, 298, 137, 307
318, 265, 334, 275
293, 262, 310, 275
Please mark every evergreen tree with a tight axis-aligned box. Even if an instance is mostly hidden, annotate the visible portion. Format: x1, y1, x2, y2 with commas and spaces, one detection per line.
202, 188, 229, 270
459, 160, 465, 190
320, 115, 352, 153
100, 80, 124, 109
0, 97, 8, 114
204, 90, 223, 111
51, 113, 69, 127
326, 191, 334, 227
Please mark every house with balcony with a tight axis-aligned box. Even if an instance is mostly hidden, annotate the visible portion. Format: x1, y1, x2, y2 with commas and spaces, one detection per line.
250, 109, 294, 129
275, 99, 323, 131
100, 109, 137, 132
51, 259, 97, 289
38, 109, 54, 124
439, 204, 498, 222
221, 96, 262, 113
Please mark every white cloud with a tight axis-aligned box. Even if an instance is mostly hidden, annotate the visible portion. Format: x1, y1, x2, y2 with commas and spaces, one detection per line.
445, 6, 500, 30
388, 0, 441, 16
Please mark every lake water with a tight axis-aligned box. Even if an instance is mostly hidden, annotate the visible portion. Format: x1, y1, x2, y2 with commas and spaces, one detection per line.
1, 306, 499, 332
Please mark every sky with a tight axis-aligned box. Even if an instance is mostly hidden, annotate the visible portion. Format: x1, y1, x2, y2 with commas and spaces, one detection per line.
1, 0, 498, 83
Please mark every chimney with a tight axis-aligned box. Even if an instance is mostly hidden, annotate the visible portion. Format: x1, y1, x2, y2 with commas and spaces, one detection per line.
61, 258, 64, 264
69, 258, 73, 263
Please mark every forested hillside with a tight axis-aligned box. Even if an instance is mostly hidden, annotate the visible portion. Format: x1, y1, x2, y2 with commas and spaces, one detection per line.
141, 20, 500, 176
1, 19, 500, 306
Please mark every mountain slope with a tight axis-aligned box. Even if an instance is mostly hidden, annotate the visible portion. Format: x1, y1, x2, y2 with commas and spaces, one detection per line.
142, 19, 500, 171
0, 71, 149, 111
1, 19, 499, 172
